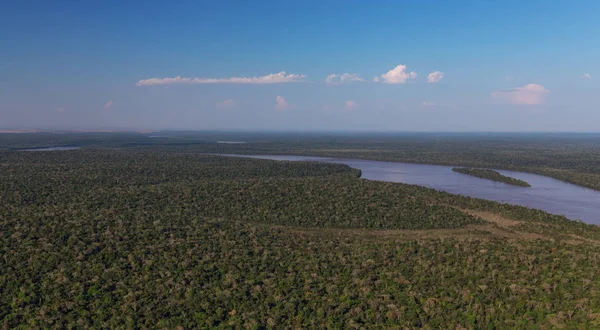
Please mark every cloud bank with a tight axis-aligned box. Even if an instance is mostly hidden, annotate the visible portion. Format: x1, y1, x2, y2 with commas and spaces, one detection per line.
325, 73, 364, 85
491, 84, 549, 105
136, 71, 306, 86
427, 71, 444, 83
380, 65, 417, 84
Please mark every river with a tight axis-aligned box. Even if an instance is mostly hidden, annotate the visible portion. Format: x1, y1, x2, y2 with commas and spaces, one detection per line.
20, 146, 81, 151
222, 154, 600, 225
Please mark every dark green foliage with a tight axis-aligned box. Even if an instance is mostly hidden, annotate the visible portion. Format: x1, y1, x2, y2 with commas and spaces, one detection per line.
3, 131, 600, 190
4, 212, 600, 329
115, 132, 599, 191
2, 145, 600, 328
0, 150, 478, 230
452, 167, 531, 187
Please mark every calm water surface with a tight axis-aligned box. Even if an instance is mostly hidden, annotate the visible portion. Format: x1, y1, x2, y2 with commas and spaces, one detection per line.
216, 141, 248, 144
20, 146, 81, 151
224, 154, 600, 225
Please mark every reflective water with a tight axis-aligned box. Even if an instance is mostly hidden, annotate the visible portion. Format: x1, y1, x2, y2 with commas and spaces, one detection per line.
225, 154, 600, 224
20, 146, 81, 151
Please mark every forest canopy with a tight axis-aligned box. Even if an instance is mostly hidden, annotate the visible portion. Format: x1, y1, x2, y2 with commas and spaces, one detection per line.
2, 136, 600, 328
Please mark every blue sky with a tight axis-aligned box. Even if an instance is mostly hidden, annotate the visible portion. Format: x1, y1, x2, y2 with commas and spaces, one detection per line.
1, 0, 599, 131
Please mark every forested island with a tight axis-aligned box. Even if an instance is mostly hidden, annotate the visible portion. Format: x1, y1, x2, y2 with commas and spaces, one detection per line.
452, 167, 531, 187
2, 140, 600, 328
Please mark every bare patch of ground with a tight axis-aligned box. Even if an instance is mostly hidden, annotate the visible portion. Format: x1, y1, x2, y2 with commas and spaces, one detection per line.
567, 234, 600, 246
267, 209, 600, 245
276, 211, 548, 243
462, 210, 522, 227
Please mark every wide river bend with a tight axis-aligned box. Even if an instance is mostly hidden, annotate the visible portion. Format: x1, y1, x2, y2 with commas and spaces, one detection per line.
222, 154, 600, 225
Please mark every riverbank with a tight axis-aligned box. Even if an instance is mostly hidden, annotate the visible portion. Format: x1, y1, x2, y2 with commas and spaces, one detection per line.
216, 149, 600, 192
216, 154, 600, 224
4, 149, 600, 328
3, 132, 600, 192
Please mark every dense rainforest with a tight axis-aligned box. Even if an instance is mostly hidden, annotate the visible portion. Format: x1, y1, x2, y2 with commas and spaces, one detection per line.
2, 144, 600, 328
452, 168, 531, 187
4, 131, 598, 190
188, 134, 600, 192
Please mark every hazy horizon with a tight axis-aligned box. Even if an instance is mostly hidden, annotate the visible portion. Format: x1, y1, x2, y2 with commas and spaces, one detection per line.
4, 127, 600, 136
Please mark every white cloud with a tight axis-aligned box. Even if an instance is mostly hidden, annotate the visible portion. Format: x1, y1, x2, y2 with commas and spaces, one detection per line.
491, 84, 549, 105
380, 65, 417, 84
275, 96, 294, 111
372, 76, 380, 83
216, 99, 236, 110
325, 73, 364, 85
344, 100, 359, 110
427, 71, 444, 83
103, 100, 113, 109
136, 71, 306, 86
505, 76, 515, 81
582, 73, 591, 79
325, 74, 339, 84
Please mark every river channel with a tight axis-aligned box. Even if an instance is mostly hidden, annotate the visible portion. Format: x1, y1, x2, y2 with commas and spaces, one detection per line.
223, 154, 600, 225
